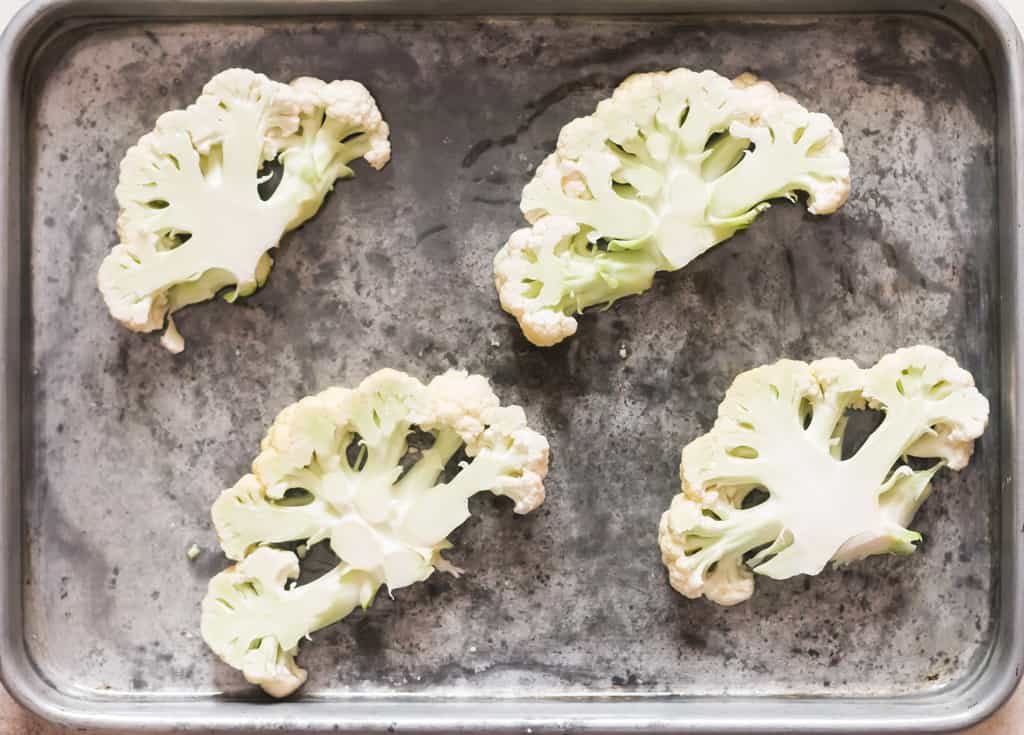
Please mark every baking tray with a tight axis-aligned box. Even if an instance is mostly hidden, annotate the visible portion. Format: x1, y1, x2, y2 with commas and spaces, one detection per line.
1, 0, 1021, 732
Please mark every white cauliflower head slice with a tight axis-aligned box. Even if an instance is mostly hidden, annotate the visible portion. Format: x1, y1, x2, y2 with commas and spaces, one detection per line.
659, 346, 988, 606
496, 67, 850, 347
203, 368, 549, 696
97, 68, 390, 352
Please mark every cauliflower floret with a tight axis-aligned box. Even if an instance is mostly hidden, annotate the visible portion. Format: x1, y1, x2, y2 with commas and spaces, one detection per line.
276, 77, 392, 230
493, 216, 658, 348
201, 547, 377, 698
658, 494, 759, 606
289, 78, 391, 170
187, 68, 302, 160
720, 104, 850, 219
414, 370, 502, 449
659, 346, 988, 606
863, 345, 989, 469
493, 218, 581, 347
497, 67, 850, 347
556, 116, 612, 163
485, 426, 549, 514
97, 68, 391, 352
203, 369, 549, 696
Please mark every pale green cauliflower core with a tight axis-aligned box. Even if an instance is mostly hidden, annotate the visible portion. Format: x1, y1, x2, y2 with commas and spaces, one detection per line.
201, 369, 549, 697
494, 68, 850, 347
97, 68, 390, 352
658, 346, 989, 607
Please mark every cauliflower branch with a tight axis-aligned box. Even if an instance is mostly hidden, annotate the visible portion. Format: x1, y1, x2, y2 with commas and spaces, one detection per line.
97, 69, 390, 352
201, 548, 377, 698
658, 346, 988, 606
493, 216, 659, 346
494, 68, 850, 347
202, 369, 549, 696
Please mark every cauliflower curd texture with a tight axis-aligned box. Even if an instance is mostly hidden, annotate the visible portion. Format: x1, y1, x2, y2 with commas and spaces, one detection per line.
97, 68, 390, 352
494, 68, 851, 347
658, 346, 988, 606
201, 369, 549, 697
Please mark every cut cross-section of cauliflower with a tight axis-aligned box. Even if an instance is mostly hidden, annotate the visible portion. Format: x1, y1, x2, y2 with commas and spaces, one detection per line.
97, 68, 390, 352
658, 346, 988, 606
494, 68, 850, 347
201, 369, 549, 697
201, 547, 378, 698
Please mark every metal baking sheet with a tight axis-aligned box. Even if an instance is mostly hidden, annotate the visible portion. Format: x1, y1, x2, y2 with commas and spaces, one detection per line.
1, 0, 1021, 732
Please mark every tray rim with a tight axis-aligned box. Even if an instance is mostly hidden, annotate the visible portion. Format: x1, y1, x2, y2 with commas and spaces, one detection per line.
1, 0, 1021, 732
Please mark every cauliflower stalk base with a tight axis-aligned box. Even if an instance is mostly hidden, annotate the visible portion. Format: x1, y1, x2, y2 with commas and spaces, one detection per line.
201, 369, 549, 697
98, 68, 391, 352
658, 346, 989, 606
494, 68, 850, 347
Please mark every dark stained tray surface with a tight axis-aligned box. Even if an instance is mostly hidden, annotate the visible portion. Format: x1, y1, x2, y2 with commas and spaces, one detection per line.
1, 3, 1020, 733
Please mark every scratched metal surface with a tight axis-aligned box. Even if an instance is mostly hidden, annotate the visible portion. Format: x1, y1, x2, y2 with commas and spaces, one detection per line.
21, 13, 998, 702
